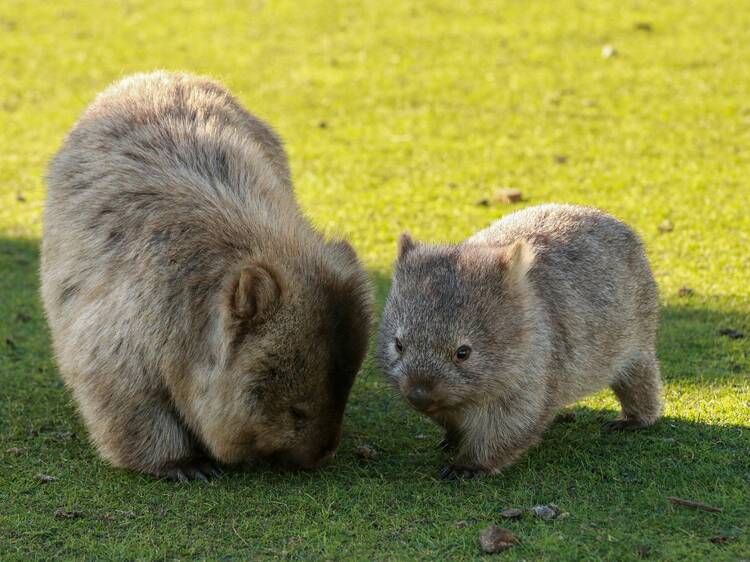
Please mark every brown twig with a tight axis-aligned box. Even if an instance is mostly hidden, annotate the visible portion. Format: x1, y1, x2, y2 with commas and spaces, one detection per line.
667, 496, 722, 513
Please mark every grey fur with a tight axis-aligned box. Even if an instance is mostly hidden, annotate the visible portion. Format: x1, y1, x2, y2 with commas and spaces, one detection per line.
41, 72, 372, 479
377, 204, 662, 478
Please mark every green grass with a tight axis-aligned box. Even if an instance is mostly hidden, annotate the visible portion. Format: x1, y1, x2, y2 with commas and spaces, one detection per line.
1, 0, 749, 559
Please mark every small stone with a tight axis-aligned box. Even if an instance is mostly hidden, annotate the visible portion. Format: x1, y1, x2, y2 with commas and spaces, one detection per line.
602, 45, 618, 58
36, 474, 57, 484
492, 188, 523, 204
677, 286, 694, 297
54, 508, 84, 519
657, 219, 674, 233
354, 445, 380, 460
499, 508, 524, 520
719, 328, 744, 339
530, 504, 562, 520
709, 534, 736, 544
475, 198, 490, 207
479, 525, 520, 553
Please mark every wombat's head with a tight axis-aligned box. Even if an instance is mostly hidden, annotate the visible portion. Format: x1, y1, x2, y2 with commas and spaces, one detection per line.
377, 233, 535, 417
200, 242, 371, 469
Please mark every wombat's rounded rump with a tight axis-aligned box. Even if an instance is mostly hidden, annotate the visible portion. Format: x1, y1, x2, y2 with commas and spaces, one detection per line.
41, 72, 372, 479
377, 204, 662, 479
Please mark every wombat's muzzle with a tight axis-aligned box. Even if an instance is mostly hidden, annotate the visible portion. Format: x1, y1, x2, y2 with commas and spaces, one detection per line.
405, 384, 435, 412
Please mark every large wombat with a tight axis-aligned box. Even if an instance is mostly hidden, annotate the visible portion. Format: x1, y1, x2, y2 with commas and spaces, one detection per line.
377, 204, 662, 479
42, 72, 371, 480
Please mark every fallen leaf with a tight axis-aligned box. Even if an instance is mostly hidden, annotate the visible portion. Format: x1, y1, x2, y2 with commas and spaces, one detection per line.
637, 545, 652, 558
492, 188, 523, 204
36, 474, 57, 484
657, 219, 674, 233
602, 45, 618, 58
719, 328, 744, 339
709, 534, 736, 545
479, 525, 520, 553
499, 508, 524, 520
354, 445, 380, 460
15, 312, 31, 323
54, 508, 84, 519
677, 286, 694, 297
667, 496, 722, 513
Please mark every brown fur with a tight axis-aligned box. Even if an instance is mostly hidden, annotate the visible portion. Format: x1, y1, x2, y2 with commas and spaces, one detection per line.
41, 72, 372, 479
377, 204, 662, 479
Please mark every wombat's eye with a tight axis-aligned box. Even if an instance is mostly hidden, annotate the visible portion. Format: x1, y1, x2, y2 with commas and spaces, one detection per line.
454, 345, 472, 363
394, 337, 404, 354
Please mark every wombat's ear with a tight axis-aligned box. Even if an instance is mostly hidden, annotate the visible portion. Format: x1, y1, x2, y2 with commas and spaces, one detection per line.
328, 239, 359, 265
502, 240, 535, 284
229, 263, 284, 324
397, 232, 418, 260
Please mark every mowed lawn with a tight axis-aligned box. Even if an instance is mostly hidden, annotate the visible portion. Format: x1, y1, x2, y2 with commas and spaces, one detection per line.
1, 0, 749, 559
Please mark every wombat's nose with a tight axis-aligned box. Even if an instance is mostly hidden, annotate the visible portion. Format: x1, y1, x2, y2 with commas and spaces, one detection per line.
406, 385, 434, 411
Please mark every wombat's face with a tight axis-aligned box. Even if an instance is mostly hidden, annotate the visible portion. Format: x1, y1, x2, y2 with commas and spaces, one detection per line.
201, 258, 370, 469
377, 234, 534, 417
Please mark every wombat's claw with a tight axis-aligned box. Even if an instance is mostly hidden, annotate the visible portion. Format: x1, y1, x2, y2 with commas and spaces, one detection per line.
437, 438, 457, 451
164, 459, 223, 483
438, 464, 482, 481
603, 419, 648, 431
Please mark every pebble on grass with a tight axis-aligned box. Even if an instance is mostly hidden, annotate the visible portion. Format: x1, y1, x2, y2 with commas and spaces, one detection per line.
499, 508, 524, 520
657, 219, 674, 233
602, 45, 618, 58
354, 445, 380, 460
54, 508, 84, 519
479, 525, 520, 554
36, 474, 57, 484
530, 504, 567, 520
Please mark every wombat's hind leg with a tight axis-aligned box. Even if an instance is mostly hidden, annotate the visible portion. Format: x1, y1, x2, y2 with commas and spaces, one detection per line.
606, 354, 663, 430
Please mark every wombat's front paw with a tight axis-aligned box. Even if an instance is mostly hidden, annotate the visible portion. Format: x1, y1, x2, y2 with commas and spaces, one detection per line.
438, 464, 484, 481
160, 458, 223, 483
603, 418, 651, 431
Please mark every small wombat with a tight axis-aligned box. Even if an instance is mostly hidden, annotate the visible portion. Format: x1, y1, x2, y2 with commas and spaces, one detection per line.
41, 72, 372, 480
377, 204, 662, 479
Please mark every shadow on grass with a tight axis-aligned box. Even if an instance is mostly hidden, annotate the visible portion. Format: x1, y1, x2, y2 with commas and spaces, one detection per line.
1, 237, 748, 482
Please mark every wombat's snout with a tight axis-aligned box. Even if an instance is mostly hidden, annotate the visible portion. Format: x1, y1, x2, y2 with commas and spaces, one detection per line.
406, 384, 435, 412
282, 431, 340, 470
